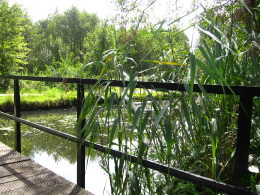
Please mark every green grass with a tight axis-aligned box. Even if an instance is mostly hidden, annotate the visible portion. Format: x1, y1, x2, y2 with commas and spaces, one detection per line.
101, 86, 172, 101
0, 84, 170, 112
0, 88, 78, 111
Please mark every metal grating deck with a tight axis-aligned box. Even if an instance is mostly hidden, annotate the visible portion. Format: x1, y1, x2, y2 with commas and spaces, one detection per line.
0, 142, 93, 195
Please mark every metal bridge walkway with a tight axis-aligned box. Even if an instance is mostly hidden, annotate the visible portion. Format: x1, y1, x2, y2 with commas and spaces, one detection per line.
0, 142, 93, 195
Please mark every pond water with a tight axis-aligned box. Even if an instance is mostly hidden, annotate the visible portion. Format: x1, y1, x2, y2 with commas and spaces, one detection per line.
0, 108, 114, 195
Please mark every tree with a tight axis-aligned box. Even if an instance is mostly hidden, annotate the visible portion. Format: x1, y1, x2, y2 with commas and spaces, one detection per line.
62, 7, 99, 62
26, 7, 100, 75
242, 0, 259, 34
0, 0, 30, 76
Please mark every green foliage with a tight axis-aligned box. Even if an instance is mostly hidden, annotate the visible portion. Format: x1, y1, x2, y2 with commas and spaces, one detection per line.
26, 6, 99, 75
0, 1, 189, 81
0, 0, 30, 76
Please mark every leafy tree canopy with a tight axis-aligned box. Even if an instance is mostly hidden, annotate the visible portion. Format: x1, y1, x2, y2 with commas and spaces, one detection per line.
0, 0, 30, 75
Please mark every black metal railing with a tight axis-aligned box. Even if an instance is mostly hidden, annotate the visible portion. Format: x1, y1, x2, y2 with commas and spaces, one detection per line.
1, 75, 259, 195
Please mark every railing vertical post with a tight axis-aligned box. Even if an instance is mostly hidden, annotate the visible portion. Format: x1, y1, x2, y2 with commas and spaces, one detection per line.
77, 83, 85, 188
233, 95, 253, 187
14, 79, 21, 153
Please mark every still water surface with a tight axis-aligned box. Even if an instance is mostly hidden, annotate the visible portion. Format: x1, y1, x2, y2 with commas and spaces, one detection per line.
0, 108, 112, 195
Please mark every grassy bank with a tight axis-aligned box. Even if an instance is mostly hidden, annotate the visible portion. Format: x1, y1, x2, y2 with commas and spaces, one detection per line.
0, 86, 170, 112
0, 88, 78, 112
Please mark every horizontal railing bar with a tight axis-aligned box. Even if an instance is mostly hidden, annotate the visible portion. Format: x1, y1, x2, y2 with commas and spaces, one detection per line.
0, 75, 81, 83
0, 111, 252, 195
1, 75, 260, 96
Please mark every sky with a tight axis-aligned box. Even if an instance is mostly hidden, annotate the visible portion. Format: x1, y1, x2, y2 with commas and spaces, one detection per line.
8, 0, 116, 22
7, 0, 201, 23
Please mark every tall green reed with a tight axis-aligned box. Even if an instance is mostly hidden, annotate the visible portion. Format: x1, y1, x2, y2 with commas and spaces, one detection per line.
74, 3, 260, 193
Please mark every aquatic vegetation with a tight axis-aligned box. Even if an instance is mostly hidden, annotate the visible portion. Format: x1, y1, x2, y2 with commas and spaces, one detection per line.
75, 3, 260, 194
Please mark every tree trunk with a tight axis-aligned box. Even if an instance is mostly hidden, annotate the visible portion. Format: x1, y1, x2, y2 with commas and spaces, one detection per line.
243, 0, 256, 34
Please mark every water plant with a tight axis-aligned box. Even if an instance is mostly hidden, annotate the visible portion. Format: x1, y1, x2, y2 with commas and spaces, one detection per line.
74, 2, 260, 194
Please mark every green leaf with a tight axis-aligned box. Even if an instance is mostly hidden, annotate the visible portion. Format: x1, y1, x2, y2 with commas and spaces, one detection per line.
198, 45, 216, 73
150, 20, 166, 42
211, 119, 217, 149
218, 149, 236, 178
138, 66, 158, 74
118, 64, 125, 87
189, 52, 196, 102
140, 59, 185, 66
145, 88, 161, 111
152, 102, 170, 137
236, 22, 250, 35
140, 111, 151, 138
125, 57, 139, 68
195, 77, 213, 110
179, 92, 194, 146
183, 80, 202, 135
130, 172, 141, 194
75, 74, 107, 131
141, 95, 149, 117
237, 0, 253, 15
131, 106, 141, 139
137, 140, 148, 165
197, 25, 223, 45
196, 59, 221, 84
211, 118, 217, 179
109, 117, 119, 150
104, 92, 117, 128
164, 117, 173, 168
168, 8, 198, 25
163, 50, 171, 62
117, 83, 130, 109
128, 67, 137, 108
120, 44, 134, 64
144, 168, 153, 194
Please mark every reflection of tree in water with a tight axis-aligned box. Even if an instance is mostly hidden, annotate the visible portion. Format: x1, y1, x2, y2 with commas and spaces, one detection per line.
21, 109, 90, 164
25, 128, 109, 164
0, 109, 112, 165
21, 126, 77, 163
0, 117, 15, 148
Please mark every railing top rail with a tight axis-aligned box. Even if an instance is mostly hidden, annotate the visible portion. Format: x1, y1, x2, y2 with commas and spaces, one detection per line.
1, 75, 260, 96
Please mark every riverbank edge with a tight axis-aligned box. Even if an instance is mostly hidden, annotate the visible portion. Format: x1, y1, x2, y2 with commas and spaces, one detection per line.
0, 94, 171, 112
0, 98, 78, 112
